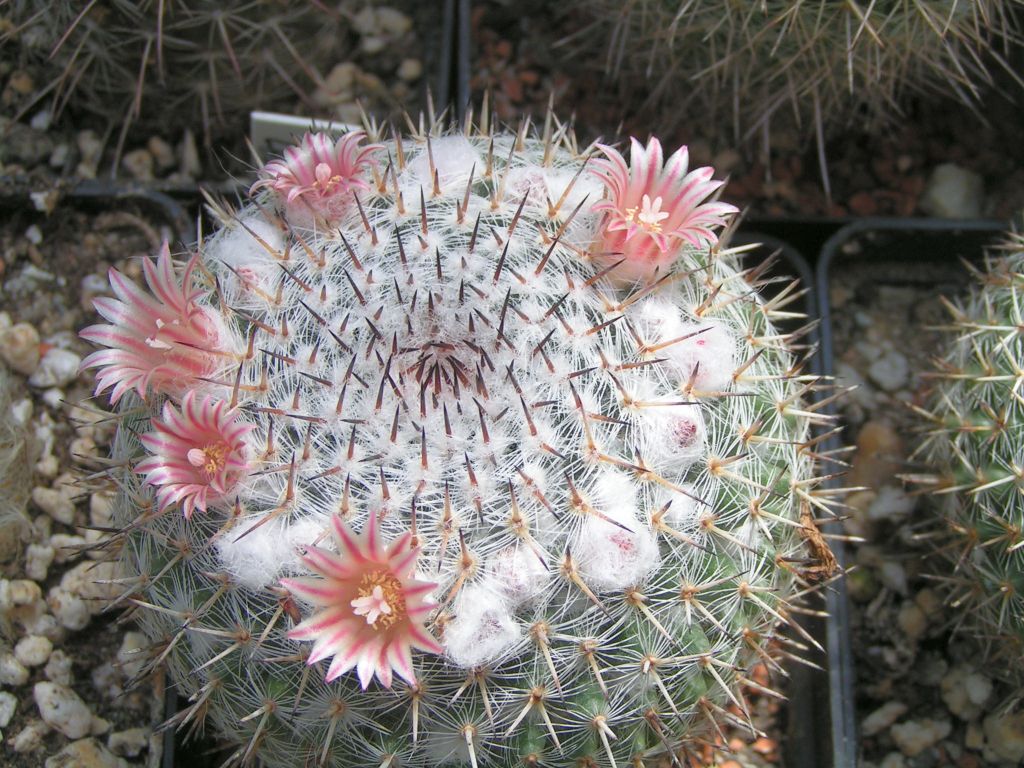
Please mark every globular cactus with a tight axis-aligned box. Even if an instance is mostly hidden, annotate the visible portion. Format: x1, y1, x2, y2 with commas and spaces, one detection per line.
585, 1, 1018, 142
82, 113, 836, 767
919, 230, 1024, 688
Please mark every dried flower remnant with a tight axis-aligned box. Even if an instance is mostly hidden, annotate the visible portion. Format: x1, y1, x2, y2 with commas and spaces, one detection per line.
282, 514, 442, 689
591, 137, 737, 280
80, 243, 230, 403
251, 131, 383, 225
136, 391, 254, 519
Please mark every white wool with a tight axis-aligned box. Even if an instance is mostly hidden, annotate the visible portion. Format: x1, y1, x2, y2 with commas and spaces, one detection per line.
444, 584, 523, 668
639, 402, 707, 473
205, 215, 284, 302
216, 515, 326, 590
486, 546, 550, 607
662, 319, 737, 393
657, 486, 702, 530
574, 471, 659, 592
400, 135, 480, 198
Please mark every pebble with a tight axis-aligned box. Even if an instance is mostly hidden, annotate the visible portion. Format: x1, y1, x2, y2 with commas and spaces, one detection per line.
879, 561, 909, 595
0, 691, 16, 728
108, 727, 149, 757
76, 130, 104, 178
0, 322, 41, 375
49, 142, 71, 168
0, 651, 30, 685
50, 533, 86, 563
45, 737, 127, 768
32, 485, 76, 525
896, 601, 927, 641
90, 492, 114, 527
867, 486, 915, 520
15, 634, 53, 667
867, 350, 909, 391
397, 58, 423, 82
850, 420, 905, 488
6, 578, 42, 606
25, 223, 43, 244
982, 710, 1024, 762
80, 273, 112, 312
11, 718, 49, 752
863, 701, 908, 736
48, 587, 90, 631
116, 631, 148, 681
920, 163, 984, 218
121, 148, 154, 181
879, 753, 905, 768
890, 718, 952, 757
941, 665, 992, 721
45, 649, 74, 686
25, 542, 55, 581
29, 347, 82, 388
34, 681, 94, 739
146, 136, 175, 171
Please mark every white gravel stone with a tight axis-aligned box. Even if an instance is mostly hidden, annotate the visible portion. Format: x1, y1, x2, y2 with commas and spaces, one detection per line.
49, 587, 90, 630
49, 533, 86, 563
983, 710, 1024, 762
397, 58, 422, 81
879, 753, 906, 768
897, 601, 928, 641
867, 486, 915, 520
116, 631, 149, 681
108, 727, 149, 757
121, 148, 154, 181
867, 350, 909, 391
89, 492, 115, 527
15, 634, 53, 667
45, 737, 127, 768
33, 486, 76, 525
890, 718, 952, 757
0, 651, 30, 685
941, 665, 992, 721
862, 701, 908, 737
34, 681, 93, 739
45, 649, 74, 686
920, 163, 984, 219
25, 542, 55, 581
11, 718, 49, 752
29, 347, 82, 388
7, 578, 42, 606
0, 691, 17, 728
879, 561, 909, 595
0, 322, 41, 375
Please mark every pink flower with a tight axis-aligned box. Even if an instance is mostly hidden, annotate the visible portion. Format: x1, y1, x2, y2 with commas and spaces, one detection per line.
591, 137, 739, 281
80, 243, 228, 404
136, 391, 254, 519
251, 131, 382, 224
282, 514, 442, 689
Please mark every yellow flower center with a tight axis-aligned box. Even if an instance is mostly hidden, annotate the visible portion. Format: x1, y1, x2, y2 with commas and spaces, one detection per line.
624, 194, 669, 233
351, 570, 406, 630
187, 442, 230, 477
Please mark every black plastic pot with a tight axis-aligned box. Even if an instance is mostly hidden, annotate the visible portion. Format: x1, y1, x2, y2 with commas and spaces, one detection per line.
814, 217, 1008, 768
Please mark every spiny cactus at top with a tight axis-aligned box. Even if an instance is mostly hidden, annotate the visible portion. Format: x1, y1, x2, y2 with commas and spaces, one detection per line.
6, 0, 350, 159
919, 230, 1024, 690
82, 112, 836, 767
584, 1, 1019, 142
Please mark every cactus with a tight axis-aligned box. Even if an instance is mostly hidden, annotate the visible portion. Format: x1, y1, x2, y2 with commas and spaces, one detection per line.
83, 113, 835, 766
585, 1, 1018, 143
0, 367, 31, 564
919, 230, 1024, 685
6, 1, 351, 159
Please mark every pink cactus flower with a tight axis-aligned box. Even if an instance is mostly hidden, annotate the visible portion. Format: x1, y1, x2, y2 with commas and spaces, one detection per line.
251, 131, 383, 224
136, 391, 254, 519
80, 243, 229, 404
282, 514, 442, 689
591, 137, 738, 281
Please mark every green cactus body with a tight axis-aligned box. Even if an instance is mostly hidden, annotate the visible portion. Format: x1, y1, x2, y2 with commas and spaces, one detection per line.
925, 235, 1024, 674
589, 0, 1015, 138
87, 117, 831, 766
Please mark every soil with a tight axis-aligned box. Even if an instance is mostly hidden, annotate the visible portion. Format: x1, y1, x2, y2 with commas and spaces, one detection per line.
825, 223, 1014, 767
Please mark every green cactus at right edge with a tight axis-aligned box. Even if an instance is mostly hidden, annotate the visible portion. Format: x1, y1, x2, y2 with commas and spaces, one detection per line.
923, 228, 1024, 681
